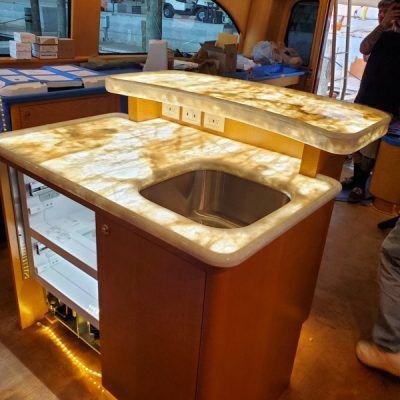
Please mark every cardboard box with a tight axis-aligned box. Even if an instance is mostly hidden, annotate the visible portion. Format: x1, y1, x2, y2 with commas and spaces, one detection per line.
36, 36, 58, 45
9, 40, 31, 52
9, 40, 32, 59
32, 43, 58, 53
9, 49, 32, 60
202, 41, 237, 75
58, 38, 75, 59
32, 52, 58, 59
13, 32, 36, 43
32, 43, 58, 59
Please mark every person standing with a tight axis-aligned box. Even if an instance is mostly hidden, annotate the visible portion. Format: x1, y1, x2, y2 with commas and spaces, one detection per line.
343, 0, 400, 202
356, 219, 400, 377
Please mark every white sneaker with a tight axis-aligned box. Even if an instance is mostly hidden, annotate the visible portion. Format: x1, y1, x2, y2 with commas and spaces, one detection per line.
356, 340, 400, 377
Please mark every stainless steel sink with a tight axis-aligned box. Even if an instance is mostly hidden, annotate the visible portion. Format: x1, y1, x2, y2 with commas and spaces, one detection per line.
140, 170, 290, 229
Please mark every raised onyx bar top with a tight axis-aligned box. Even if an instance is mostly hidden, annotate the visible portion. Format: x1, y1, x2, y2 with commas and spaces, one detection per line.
0, 114, 340, 267
106, 71, 391, 155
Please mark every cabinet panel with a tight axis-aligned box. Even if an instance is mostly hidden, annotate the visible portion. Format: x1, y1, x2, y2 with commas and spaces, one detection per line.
97, 214, 206, 400
10, 93, 120, 130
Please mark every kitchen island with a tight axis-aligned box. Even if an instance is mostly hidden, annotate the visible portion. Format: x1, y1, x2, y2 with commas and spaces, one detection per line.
0, 72, 390, 400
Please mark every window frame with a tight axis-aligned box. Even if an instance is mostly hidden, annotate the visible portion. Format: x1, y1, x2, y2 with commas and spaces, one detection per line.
0, 0, 72, 58
98, 0, 240, 56
284, 0, 320, 66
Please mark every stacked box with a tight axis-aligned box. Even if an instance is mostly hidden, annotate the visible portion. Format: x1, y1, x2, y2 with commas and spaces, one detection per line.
32, 43, 58, 59
9, 32, 36, 59
58, 38, 75, 59
36, 36, 59, 45
32, 36, 58, 59
13, 32, 36, 44
202, 41, 238, 75
9, 41, 32, 60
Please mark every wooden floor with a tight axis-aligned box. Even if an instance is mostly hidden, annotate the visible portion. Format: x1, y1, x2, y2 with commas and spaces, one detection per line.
0, 201, 399, 399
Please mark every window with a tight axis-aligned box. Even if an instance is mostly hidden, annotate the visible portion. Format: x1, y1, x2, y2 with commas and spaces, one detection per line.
99, 0, 239, 54
317, 2, 381, 101
0, 0, 70, 56
285, 0, 319, 66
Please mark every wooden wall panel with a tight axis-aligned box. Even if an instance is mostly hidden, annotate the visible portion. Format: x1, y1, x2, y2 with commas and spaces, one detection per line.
242, 0, 274, 56
71, 0, 101, 56
196, 202, 334, 400
218, 0, 252, 39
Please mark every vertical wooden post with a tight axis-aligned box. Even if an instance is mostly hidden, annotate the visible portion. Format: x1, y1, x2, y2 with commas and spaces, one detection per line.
145, 0, 162, 51
300, 144, 344, 179
30, 0, 42, 36
128, 97, 161, 122
57, 0, 67, 38
0, 163, 47, 329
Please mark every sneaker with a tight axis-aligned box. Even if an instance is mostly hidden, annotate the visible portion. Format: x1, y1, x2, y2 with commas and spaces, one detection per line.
347, 187, 365, 203
341, 176, 356, 190
356, 340, 400, 377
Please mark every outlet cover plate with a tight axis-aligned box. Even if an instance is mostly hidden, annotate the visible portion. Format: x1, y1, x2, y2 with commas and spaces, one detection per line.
162, 103, 180, 120
203, 113, 225, 132
182, 107, 201, 126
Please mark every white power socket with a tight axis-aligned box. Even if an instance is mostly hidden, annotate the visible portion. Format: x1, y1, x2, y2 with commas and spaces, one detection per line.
162, 103, 180, 120
182, 107, 201, 126
203, 113, 225, 133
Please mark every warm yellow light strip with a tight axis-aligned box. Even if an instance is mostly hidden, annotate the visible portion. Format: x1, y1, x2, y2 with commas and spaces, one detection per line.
37, 322, 103, 389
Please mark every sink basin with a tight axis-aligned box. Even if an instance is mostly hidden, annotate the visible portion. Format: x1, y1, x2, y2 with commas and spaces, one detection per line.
140, 170, 290, 229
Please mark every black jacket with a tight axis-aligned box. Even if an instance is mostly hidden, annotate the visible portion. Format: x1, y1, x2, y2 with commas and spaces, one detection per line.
355, 30, 400, 119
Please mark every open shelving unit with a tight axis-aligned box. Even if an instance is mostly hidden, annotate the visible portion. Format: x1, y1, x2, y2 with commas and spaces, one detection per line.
18, 173, 99, 330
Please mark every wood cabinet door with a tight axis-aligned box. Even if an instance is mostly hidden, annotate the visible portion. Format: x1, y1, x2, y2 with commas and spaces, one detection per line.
10, 93, 120, 130
96, 214, 206, 400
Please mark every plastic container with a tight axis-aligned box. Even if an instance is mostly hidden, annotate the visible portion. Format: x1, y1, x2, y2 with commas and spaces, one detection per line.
370, 122, 400, 213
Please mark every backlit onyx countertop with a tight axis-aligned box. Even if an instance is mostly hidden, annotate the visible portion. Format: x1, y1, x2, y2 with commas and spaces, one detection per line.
0, 114, 340, 267
106, 71, 391, 154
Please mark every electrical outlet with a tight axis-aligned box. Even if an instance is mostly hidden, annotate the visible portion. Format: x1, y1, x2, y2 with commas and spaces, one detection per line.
162, 103, 180, 120
203, 113, 225, 132
43, 200, 54, 209
182, 107, 201, 126
28, 205, 43, 215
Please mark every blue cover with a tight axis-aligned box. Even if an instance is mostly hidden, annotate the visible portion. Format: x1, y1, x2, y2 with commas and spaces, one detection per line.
44, 64, 106, 77
251, 64, 305, 81
44, 65, 106, 87
0, 67, 141, 132
225, 64, 305, 82
0, 70, 42, 87
383, 121, 400, 147
18, 67, 83, 88
225, 71, 249, 80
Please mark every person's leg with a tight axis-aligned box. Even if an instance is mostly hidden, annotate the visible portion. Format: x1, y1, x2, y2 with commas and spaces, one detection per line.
341, 152, 361, 190
373, 220, 400, 351
348, 141, 379, 203
356, 220, 400, 376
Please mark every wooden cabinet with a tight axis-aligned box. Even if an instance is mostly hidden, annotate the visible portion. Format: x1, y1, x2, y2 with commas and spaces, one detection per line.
97, 214, 206, 400
10, 93, 121, 130
97, 201, 333, 400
